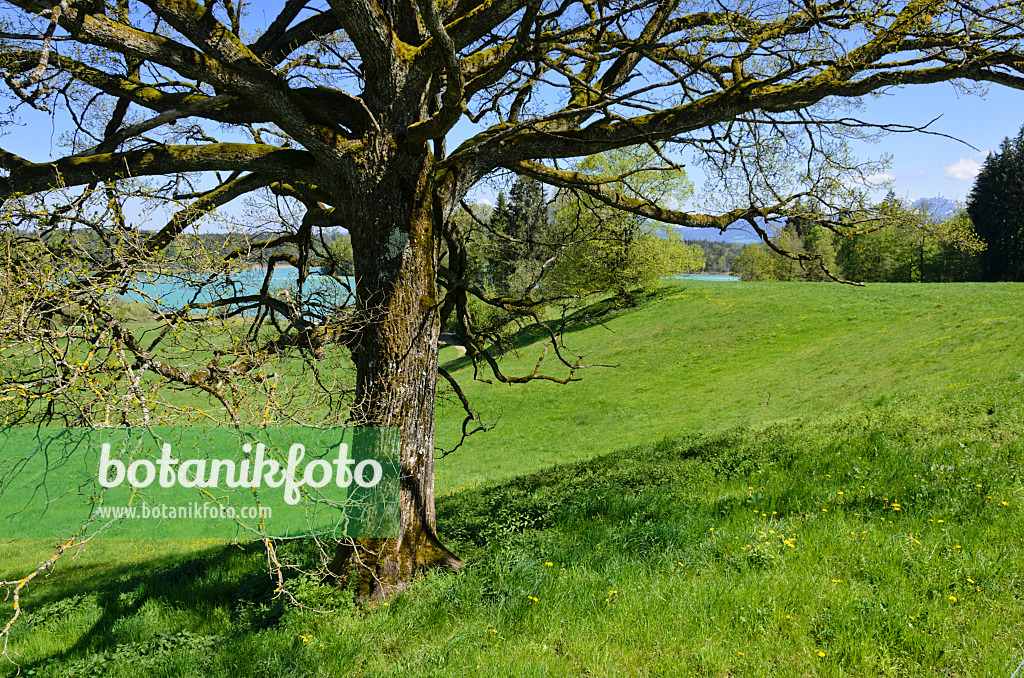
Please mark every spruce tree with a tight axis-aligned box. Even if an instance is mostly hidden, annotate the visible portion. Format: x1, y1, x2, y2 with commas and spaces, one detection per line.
968, 129, 1024, 282
486, 178, 552, 295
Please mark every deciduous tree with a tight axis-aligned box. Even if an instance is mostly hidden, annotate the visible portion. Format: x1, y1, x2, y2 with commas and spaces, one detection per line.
2, 0, 1024, 606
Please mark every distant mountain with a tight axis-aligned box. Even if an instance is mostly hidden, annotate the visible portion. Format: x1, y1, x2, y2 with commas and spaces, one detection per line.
911, 197, 959, 220
671, 226, 759, 244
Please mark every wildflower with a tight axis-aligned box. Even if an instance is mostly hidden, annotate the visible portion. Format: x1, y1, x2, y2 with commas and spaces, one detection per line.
948, 596, 957, 602
1001, 501, 1009, 506
544, 562, 554, 566
817, 651, 826, 658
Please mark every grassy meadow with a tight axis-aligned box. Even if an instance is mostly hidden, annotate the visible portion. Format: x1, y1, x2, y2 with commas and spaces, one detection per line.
434, 280, 1024, 491
2, 280, 1023, 677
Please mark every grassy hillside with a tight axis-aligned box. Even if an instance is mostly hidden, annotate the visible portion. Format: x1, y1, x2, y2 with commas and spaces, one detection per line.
434, 280, 1024, 492
2, 280, 1023, 677
3, 377, 1022, 677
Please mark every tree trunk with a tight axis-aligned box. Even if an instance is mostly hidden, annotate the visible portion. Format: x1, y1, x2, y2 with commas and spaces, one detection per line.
328, 152, 462, 598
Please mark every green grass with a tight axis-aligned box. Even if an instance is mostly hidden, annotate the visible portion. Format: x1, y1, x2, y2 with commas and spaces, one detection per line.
2, 280, 1024, 676
434, 280, 1024, 492
3, 377, 1023, 676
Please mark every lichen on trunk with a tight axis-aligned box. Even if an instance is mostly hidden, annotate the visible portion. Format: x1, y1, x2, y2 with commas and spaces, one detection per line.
331, 151, 461, 597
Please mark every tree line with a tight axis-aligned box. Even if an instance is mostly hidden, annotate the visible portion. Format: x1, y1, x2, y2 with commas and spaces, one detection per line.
731, 126, 1024, 284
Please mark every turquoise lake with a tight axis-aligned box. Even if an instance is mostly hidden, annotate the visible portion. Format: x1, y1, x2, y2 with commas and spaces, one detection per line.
120, 268, 353, 311
670, 274, 739, 281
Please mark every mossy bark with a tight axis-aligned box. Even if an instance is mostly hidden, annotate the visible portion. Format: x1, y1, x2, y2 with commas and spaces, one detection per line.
329, 151, 461, 597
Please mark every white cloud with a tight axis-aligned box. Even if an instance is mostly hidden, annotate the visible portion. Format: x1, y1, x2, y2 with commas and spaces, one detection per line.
862, 172, 894, 185
476, 198, 492, 207
943, 157, 981, 181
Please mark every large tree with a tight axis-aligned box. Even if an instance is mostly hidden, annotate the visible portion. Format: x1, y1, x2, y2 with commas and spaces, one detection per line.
2, 0, 1024, 601
968, 127, 1024, 281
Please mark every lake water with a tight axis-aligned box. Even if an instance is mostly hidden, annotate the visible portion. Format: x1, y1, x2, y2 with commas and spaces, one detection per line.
121, 268, 354, 311
670, 274, 739, 282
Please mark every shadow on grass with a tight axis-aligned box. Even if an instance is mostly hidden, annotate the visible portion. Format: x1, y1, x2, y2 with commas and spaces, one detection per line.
9, 539, 278, 675
439, 286, 669, 373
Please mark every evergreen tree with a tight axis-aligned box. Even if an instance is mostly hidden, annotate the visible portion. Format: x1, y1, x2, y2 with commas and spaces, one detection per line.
968, 129, 1024, 281
486, 178, 553, 296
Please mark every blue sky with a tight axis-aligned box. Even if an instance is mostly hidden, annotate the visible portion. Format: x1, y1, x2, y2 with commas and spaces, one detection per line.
842, 81, 1024, 203
455, 80, 1024, 242
460, 80, 1024, 210
6, 62, 1024, 235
